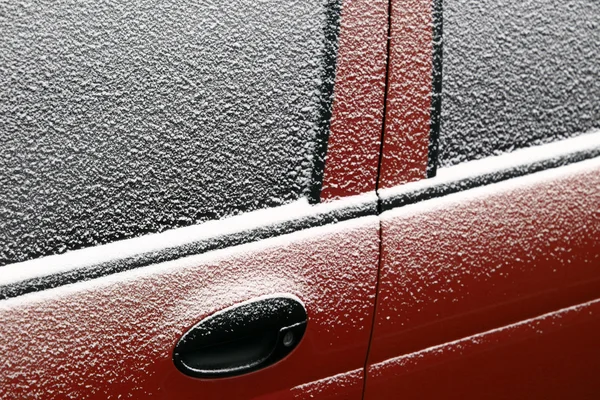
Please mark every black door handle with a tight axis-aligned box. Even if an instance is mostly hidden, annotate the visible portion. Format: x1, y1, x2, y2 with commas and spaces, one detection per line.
173, 295, 307, 379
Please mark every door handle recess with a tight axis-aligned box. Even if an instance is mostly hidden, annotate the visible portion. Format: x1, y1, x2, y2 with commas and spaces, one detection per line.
173, 295, 307, 379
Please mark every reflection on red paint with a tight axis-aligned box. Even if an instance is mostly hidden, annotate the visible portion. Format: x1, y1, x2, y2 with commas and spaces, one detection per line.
256, 369, 364, 400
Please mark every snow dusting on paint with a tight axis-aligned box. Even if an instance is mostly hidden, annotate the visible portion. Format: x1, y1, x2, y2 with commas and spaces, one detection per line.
0, 216, 379, 399
377, 0, 434, 188
320, 0, 388, 200
369, 157, 600, 363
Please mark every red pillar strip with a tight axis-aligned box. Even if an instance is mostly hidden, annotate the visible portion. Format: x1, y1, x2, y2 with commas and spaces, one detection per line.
320, 0, 389, 201
378, 0, 434, 189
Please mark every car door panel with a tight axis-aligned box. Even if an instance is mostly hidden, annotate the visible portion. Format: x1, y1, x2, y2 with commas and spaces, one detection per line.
2, 0, 600, 396
0, 0, 390, 396
369, 158, 600, 366
367, 0, 600, 392
0, 217, 379, 399
365, 297, 600, 399
258, 369, 364, 400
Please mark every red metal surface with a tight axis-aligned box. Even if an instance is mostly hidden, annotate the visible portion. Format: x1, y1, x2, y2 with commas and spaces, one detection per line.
369, 160, 600, 366
365, 298, 600, 399
258, 369, 364, 400
320, 0, 388, 201
378, 0, 433, 189
0, 218, 379, 399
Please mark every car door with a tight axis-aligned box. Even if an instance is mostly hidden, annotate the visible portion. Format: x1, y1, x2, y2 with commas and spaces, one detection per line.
0, 0, 388, 398
365, 0, 600, 398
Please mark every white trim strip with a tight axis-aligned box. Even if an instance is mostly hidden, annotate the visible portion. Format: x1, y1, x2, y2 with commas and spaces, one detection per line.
0, 192, 377, 287
3, 130, 600, 289
379, 129, 600, 200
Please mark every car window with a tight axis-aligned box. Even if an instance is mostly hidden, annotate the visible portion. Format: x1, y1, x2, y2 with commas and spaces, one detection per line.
0, 0, 341, 266
439, 0, 600, 167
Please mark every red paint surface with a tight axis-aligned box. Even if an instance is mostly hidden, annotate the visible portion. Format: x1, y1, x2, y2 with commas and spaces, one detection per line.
0, 218, 380, 399
378, 0, 433, 189
370, 161, 600, 366
320, 0, 388, 200
258, 369, 364, 400
365, 298, 600, 399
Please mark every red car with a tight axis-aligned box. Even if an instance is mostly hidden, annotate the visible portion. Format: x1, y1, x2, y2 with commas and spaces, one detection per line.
1, 0, 599, 398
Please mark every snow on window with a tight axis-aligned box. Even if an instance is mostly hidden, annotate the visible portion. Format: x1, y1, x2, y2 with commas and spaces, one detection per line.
0, 0, 340, 266
440, 0, 600, 167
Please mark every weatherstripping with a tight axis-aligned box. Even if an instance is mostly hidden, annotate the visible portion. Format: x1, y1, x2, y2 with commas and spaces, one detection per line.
0, 195, 377, 300
309, 0, 343, 203
3, 132, 600, 300
380, 130, 600, 210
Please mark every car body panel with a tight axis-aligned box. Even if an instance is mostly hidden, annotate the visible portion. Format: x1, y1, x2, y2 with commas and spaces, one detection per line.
369, 158, 600, 365
365, 297, 600, 399
0, 217, 379, 399
1, 0, 600, 397
365, 156, 600, 397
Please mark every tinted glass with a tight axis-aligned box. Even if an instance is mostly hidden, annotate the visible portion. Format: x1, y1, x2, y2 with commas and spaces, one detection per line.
0, 0, 338, 266
439, 0, 600, 167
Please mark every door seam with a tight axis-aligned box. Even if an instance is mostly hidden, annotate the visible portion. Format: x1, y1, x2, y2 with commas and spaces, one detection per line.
361, 0, 393, 396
